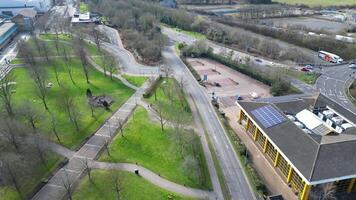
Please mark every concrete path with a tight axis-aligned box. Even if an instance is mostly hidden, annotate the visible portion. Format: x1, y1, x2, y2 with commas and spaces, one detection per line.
90, 161, 215, 200
32, 83, 148, 200
87, 55, 139, 90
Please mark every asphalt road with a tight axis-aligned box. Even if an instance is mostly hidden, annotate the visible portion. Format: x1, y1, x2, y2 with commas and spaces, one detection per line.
100, 25, 255, 200
162, 27, 356, 114
316, 65, 356, 113
162, 45, 255, 200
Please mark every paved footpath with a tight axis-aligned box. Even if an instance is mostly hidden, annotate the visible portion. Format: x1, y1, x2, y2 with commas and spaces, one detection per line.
32, 82, 148, 200
90, 161, 215, 200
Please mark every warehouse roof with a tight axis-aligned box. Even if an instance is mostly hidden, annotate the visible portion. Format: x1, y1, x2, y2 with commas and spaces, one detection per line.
238, 94, 356, 183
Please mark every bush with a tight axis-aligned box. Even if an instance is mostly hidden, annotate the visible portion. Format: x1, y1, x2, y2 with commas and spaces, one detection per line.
143, 76, 163, 98
181, 56, 202, 82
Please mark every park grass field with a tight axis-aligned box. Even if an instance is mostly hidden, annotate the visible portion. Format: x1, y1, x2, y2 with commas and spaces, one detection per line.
10, 58, 134, 149
274, 0, 356, 6
100, 107, 212, 190
73, 170, 197, 200
147, 78, 193, 125
122, 75, 148, 87
0, 141, 62, 200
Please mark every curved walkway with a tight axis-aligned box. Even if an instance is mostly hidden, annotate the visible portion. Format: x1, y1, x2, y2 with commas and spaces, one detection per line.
90, 161, 215, 200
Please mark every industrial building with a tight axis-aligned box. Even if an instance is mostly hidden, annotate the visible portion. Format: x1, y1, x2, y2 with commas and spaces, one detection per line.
0, 19, 17, 50
237, 94, 356, 200
0, 0, 51, 17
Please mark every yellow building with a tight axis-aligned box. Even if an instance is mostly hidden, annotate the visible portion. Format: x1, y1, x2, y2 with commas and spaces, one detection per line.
237, 94, 356, 200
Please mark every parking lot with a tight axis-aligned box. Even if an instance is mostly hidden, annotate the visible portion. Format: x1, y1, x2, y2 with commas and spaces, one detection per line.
187, 58, 271, 108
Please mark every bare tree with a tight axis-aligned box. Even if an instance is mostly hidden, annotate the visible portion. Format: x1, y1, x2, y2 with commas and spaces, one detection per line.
20, 44, 50, 111
50, 113, 61, 143
113, 173, 122, 200
0, 118, 24, 152
62, 44, 76, 85
104, 138, 111, 156
61, 169, 73, 200
106, 55, 116, 80
51, 60, 61, 86
118, 119, 125, 139
17, 101, 41, 132
34, 135, 47, 168
320, 183, 337, 200
82, 158, 92, 182
90, 26, 103, 53
154, 101, 166, 131
0, 73, 15, 117
74, 35, 90, 83
59, 88, 80, 131
2, 161, 22, 198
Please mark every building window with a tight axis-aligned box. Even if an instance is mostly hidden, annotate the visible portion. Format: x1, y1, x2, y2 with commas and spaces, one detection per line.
335, 179, 351, 194
2, 11, 13, 16
277, 155, 290, 179
247, 122, 256, 135
290, 170, 305, 196
265, 141, 277, 161
256, 130, 266, 148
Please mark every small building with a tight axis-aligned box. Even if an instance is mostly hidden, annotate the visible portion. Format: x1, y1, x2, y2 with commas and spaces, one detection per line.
160, 0, 177, 8
0, 0, 51, 16
71, 11, 100, 24
12, 8, 37, 31
237, 93, 356, 200
0, 20, 18, 49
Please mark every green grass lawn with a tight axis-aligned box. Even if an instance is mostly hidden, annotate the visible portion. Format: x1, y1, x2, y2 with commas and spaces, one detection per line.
162, 24, 206, 40
273, 0, 356, 6
0, 141, 62, 200
39, 33, 72, 41
122, 75, 148, 87
10, 58, 23, 65
38, 34, 100, 57
9, 58, 134, 149
73, 170, 197, 200
100, 107, 212, 189
285, 70, 319, 85
146, 78, 192, 124
80, 2, 89, 13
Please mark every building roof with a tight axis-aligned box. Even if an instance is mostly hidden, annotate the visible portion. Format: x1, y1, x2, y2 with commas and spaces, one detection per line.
0, 22, 16, 37
238, 94, 356, 184
16, 8, 37, 18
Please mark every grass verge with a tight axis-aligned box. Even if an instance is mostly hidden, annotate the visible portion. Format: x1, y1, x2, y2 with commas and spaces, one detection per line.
146, 78, 193, 124
285, 69, 320, 85
215, 109, 267, 198
73, 170, 197, 200
161, 24, 206, 40
99, 107, 212, 189
122, 75, 148, 87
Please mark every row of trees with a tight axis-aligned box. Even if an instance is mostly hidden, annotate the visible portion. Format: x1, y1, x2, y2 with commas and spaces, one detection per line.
90, 0, 168, 63
218, 19, 356, 60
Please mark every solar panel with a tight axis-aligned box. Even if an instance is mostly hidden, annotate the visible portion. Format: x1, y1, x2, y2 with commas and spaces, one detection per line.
251, 105, 286, 128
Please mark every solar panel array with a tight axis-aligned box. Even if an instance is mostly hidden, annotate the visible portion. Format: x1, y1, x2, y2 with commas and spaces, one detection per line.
251, 105, 286, 128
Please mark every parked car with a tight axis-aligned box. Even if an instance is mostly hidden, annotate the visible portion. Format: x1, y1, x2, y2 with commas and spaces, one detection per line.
349, 63, 356, 69
255, 58, 263, 63
305, 65, 314, 70
301, 67, 310, 72
235, 95, 243, 101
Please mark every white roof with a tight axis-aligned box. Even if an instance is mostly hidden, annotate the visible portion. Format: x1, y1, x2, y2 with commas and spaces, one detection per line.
319, 51, 341, 59
79, 12, 90, 20
296, 109, 322, 130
